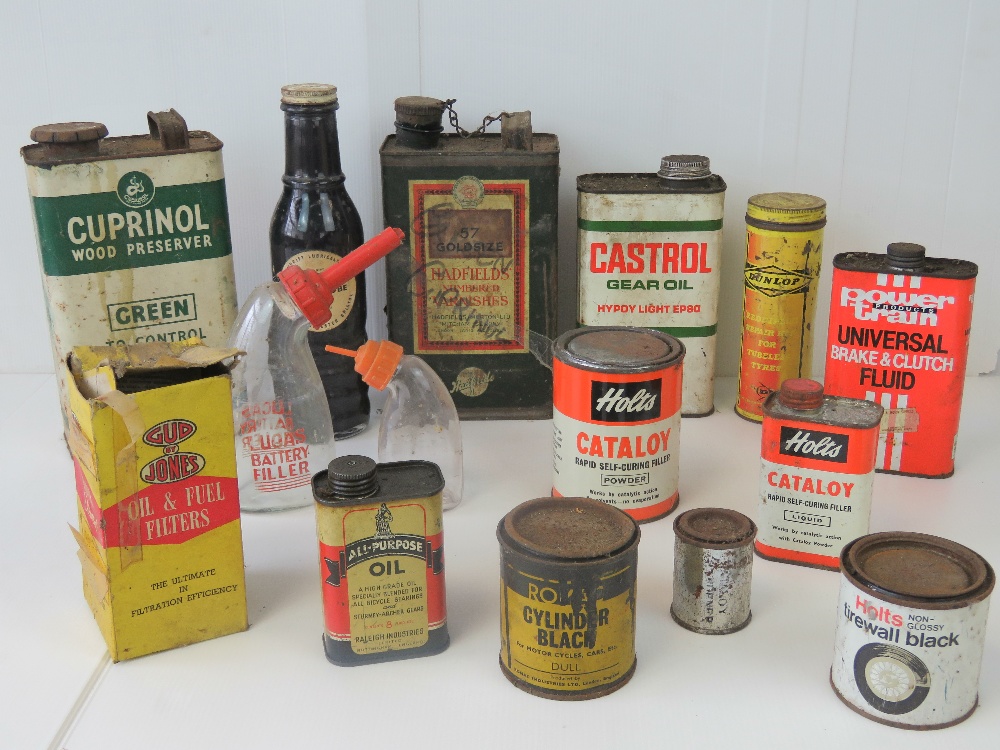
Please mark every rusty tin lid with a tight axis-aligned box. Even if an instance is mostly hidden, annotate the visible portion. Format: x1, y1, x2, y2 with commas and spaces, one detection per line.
499, 497, 639, 561
674, 507, 756, 550
842, 532, 995, 609
747, 192, 826, 223
554, 327, 684, 375
763, 386, 883, 431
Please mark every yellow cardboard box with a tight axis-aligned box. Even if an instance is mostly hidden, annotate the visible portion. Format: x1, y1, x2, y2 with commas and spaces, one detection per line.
67, 341, 248, 661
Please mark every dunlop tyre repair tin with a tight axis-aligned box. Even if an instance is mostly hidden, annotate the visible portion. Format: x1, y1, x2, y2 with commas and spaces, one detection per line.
577, 155, 725, 416
824, 243, 978, 478
736, 193, 826, 421
756, 379, 883, 570
671, 508, 756, 635
498, 496, 640, 700
831, 532, 994, 729
313, 455, 448, 666
552, 327, 684, 523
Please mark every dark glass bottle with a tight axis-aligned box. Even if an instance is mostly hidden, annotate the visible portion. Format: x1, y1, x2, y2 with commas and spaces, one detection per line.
271, 83, 369, 439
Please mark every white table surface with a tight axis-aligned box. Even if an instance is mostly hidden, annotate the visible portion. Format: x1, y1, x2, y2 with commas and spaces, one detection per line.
3, 375, 998, 749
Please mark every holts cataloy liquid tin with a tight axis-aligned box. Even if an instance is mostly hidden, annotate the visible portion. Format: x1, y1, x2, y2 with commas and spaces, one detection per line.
831, 532, 994, 729
577, 155, 725, 416
736, 193, 826, 421
498, 496, 640, 700
824, 243, 977, 478
313, 455, 448, 665
551, 327, 684, 523
756, 379, 882, 571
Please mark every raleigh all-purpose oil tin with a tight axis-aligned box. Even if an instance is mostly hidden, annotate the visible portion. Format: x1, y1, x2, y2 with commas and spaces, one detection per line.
736, 193, 826, 421
552, 327, 684, 523
498, 496, 640, 700
756, 379, 883, 571
22, 111, 238, 420
577, 155, 725, 416
313, 455, 448, 665
824, 243, 977, 478
672, 508, 755, 634
381, 97, 558, 419
831, 532, 994, 729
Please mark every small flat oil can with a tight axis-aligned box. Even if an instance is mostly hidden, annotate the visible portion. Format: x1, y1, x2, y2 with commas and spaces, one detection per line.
381, 97, 558, 419
736, 193, 826, 421
22, 111, 238, 423
577, 155, 726, 416
824, 243, 977, 478
756, 379, 883, 571
313, 455, 448, 665
831, 532, 994, 729
498, 496, 640, 700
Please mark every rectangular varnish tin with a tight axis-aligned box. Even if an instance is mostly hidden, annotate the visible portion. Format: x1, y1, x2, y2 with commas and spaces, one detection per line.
551, 327, 684, 523
824, 243, 977, 478
831, 532, 994, 729
498, 496, 640, 700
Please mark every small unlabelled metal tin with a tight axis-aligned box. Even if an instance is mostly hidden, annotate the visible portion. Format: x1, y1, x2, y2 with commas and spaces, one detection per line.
671, 508, 756, 634
831, 532, 995, 729
498, 497, 640, 700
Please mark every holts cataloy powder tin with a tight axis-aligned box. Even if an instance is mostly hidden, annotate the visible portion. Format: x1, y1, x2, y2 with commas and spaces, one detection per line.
672, 508, 756, 634
551, 327, 684, 523
824, 243, 978, 478
498, 496, 640, 700
756, 379, 883, 571
736, 193, 826, 421
831, 532, 994, 729
313, 455, 448, 665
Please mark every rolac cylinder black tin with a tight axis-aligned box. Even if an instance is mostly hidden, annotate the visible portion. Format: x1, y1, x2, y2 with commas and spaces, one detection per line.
498, 496, 640, 700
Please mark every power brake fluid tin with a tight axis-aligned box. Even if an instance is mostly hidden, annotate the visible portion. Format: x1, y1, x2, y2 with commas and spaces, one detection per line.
498, 496, 640, 700
577, 155, 725, 416
736, 193, 826, 421
552, 327, 684, 523
831, 532, 994, 729
313, 455, 448, 665
824, 243, 977, 478
756, 379, 883, 571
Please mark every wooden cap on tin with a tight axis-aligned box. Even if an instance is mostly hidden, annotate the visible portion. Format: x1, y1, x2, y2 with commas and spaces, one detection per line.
674, 508, 756, 550
747, 192, 826, 224
30, 122, 108, 143
500, 497, 638, 560
394, 96, 446, 126
281, 83, 337, 105
843, 532, 995, 606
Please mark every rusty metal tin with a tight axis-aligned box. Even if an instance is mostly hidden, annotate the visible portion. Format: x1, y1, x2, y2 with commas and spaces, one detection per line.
831, 532, 995, 729
551, 326, 684, 523
671, 508, 756, 634
498, 496, 640, 700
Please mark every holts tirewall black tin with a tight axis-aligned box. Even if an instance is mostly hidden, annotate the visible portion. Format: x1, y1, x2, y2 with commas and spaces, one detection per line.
498, 497, 640, 700
831, 532, 994, 729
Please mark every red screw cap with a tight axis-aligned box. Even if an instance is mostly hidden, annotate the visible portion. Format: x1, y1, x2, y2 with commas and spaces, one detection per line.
777, 378, 824, 410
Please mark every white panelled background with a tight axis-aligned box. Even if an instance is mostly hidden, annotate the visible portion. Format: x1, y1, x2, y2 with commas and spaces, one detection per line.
1, 0, 997, 377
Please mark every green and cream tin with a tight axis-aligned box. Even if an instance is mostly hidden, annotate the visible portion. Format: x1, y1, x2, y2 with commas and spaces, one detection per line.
21, 111, 238, 420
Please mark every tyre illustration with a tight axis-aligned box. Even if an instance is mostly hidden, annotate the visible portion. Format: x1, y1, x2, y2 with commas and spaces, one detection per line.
853, 643, 931, 715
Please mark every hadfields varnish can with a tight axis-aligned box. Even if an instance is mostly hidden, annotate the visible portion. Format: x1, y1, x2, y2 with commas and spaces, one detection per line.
551, 327, 684, 523
824, 243, 977, 478
498, 496, 640, 700
831, 532, 994, 729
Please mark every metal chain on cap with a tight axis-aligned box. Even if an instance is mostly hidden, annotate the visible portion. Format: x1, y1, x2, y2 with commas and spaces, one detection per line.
443, 99, 512, 138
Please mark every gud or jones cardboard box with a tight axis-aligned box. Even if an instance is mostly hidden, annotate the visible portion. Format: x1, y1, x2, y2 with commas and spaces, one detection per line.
67, 341, 247, 661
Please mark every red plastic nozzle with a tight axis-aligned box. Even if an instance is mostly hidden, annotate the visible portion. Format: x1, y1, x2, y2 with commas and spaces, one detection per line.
278, 227, 405, 328
325, 340, 404, 391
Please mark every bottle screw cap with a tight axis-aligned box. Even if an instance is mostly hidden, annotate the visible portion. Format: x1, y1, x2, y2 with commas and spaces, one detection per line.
777, 379, 824, 410
326, 340, 404, 391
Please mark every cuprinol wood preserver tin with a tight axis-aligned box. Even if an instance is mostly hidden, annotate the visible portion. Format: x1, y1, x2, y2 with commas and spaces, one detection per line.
498, 497, 640, 700
831, 532, 994, 729
313, 455, 448, 666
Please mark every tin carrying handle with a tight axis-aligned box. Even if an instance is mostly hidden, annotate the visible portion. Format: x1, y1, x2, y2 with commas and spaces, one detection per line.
147, 109, 190, 150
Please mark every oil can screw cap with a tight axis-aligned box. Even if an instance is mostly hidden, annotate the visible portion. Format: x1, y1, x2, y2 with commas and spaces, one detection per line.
659, 154, 711, 180
886, 242, 926, 268
327, 455, 379, 499
30, 122, 108, 143
281, 83, 338, 105
778, 378, 824, 410
394, 96, 447, 127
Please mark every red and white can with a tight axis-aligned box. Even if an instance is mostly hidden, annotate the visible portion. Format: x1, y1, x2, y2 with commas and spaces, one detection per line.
551, 327, 684, 523
825, 243, 977, 478
756, 379, 883, 570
